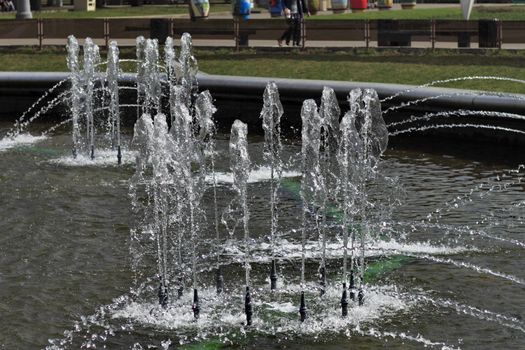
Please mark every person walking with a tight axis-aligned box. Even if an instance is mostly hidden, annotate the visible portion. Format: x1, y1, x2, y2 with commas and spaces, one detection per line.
278, 0, 309, 47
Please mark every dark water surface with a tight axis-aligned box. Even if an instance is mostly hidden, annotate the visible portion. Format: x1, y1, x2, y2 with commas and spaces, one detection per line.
0, 123, 523, 350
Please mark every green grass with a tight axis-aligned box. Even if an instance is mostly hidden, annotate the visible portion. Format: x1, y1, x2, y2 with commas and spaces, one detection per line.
309, 5, 525, 21
197, 49, 525, 94
0, 4, 232, 19
1, 47, 525, 94
0, 47, 67, 71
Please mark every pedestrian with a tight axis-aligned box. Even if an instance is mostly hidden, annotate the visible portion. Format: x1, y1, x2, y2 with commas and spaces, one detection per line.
277, 0, 309, 47
5, 0, 15, 11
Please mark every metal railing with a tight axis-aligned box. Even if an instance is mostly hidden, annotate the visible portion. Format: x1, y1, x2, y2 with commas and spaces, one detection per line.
0, 18, 519, 50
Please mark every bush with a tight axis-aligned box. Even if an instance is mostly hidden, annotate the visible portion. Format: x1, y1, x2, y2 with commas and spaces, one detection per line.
308, 0, 319, 14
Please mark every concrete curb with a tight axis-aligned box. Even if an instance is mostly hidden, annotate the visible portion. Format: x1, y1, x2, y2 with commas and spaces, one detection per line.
1, 71, 524, 145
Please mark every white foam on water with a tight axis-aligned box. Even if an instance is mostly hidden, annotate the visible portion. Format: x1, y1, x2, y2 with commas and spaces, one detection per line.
48, 149, 137, 167
222, 237, 475, 264
0, 133, 47, 152
263, 301, 297, 313
112, 284, 413, 339
110, 283, 459, 348
209, 167, 301, 184
372, 239, 476, 255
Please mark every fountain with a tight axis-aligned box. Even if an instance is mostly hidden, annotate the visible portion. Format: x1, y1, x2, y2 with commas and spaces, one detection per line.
0, 33, 523, 350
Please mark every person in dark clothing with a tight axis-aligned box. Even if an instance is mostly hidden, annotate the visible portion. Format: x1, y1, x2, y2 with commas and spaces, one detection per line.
278, 0, 309, 47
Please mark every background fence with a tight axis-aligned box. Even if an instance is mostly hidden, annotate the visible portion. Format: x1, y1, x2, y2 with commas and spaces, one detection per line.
0, 18, 523, 49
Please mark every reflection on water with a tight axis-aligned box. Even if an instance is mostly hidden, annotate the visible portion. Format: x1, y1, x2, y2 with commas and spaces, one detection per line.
0, 124, 523, 349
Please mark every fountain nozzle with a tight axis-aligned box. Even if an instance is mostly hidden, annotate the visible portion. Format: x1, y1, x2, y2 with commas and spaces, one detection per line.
177, 276, 183, 299
358, 288, 364, 306
245, 286, 253, 326
117, 145, 122, 165
349, 269, 355, 301
319, 265, 327, 296
299, 291, 307, 322
90, 145, 95, 160
216, 267, 224, 294
341, 282, 348, 317
158, 279, 168, 309
192, 288, 200, 319
270, 259, 278, 291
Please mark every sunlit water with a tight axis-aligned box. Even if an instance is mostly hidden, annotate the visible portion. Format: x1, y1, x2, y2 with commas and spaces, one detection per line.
0, 123, 523, 349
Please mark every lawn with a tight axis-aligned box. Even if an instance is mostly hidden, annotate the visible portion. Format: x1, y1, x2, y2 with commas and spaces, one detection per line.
197, 50, 525, 93
310, 5, 525, 21
0, 4, 232, 19
1, 47, 524, 94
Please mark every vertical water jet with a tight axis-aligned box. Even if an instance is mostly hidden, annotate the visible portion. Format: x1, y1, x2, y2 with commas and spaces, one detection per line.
107, 40, 121, 164
299, 99, 322, 321
143, 39, 161, 115
338, 104, 361, 314
260, 81, 284, 291
66, 35, 81, 159
229, 120, 252, 326
195, 90, 220, 295
179, 33, 198, 109
82, 37, 100, 160
318, 86, 341, 296
135, 36, 146, 118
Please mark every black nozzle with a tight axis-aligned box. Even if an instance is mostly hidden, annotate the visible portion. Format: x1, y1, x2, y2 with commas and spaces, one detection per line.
349, 270, 356, 301
177, 276, 183, 299
319, 265, 327, 296
299, 291, 307, 322
192, 288, 200, 319
270, 259, 278, 291
158, 279, 168, 309
358, 288, 364, 306
341, 282, 348, 317
117, 145, 122, 165
90, 145, 95, 160
245, 286, 253, 326
216, 267, 224, 295
72, 147, 77, 159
